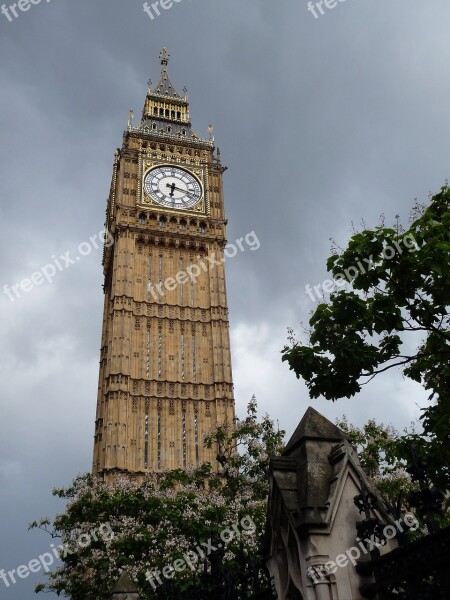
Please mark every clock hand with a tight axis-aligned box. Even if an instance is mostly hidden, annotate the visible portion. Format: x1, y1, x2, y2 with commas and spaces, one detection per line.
166, 182, 176, 197
171, 184, 188, 194
167, 184, 197, 198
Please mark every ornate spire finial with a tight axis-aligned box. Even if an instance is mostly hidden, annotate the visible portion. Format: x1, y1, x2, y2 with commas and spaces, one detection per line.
160, 47, 169, 66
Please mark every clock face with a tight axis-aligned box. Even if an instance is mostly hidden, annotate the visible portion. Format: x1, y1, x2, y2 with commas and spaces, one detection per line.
143, 165, 202, 209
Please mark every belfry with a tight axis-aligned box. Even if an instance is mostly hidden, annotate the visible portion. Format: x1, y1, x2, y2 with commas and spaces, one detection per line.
92, 48, 235, 479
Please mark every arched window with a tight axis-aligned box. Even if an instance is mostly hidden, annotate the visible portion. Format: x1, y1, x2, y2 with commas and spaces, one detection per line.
139, 213, 147, 225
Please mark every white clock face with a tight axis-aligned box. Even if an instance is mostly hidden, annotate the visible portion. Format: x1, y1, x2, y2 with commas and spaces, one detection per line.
144, 165, 202, 209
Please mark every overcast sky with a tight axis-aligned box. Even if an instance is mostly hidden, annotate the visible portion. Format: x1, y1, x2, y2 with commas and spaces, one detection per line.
1, 0, 450, 596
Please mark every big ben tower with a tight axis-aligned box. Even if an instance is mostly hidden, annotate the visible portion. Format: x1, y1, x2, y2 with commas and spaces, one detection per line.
93, 49, 235, 479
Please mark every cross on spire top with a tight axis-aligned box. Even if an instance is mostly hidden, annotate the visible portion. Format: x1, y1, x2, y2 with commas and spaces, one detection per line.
160, 47, 169, 66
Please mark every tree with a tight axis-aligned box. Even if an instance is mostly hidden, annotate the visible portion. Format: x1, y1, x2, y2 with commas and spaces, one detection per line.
335, 416, 415, 517
336, 415, 450, 528
30, 398, 285, 599
282, 185, 450, 491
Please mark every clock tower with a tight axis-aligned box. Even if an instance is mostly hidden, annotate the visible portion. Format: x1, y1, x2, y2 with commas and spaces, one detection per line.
93, 48, 235, 479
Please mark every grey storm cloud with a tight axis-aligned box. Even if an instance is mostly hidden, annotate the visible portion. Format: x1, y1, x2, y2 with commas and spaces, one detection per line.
1, 0, 450, 596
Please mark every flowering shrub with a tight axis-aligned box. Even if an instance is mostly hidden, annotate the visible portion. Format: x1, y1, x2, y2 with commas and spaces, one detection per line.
31, 398, 285, 599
